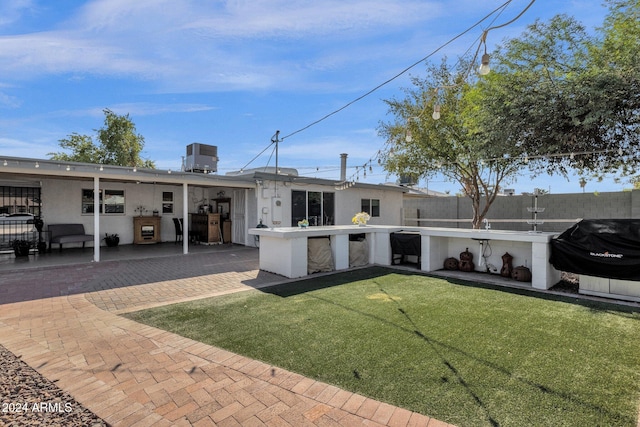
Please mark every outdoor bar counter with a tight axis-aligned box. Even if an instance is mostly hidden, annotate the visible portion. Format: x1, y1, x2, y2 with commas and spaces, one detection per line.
249, 225, 561, 290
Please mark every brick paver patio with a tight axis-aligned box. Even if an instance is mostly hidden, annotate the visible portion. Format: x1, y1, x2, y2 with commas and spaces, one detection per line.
0, 246, 453, 426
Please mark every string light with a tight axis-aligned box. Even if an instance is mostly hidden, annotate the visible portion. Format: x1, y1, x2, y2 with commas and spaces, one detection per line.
478, 52, 491, 76
432, 104, 441, 120
478, 30, 491, 75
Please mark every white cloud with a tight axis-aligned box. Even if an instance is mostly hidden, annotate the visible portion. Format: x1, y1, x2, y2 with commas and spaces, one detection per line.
0, 136, 54, 158
179, 1, 441, 39
92, 102, 218, 117
0, 0, 608, 95
0, 91, 21, 108
10, 103, 215, 122
0, 0, 446, 92
0, 0, 36, 27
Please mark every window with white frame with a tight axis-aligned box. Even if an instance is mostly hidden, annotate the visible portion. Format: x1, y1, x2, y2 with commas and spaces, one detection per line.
162, 191, 174, 214
82, 189, 125, 214
361, 198, 380, 217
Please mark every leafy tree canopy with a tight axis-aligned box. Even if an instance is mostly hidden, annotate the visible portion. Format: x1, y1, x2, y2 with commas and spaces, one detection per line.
49, 109, 155, 168
378, 0, 640, 227
378, 59, 521, 229
480, 7, 640, 180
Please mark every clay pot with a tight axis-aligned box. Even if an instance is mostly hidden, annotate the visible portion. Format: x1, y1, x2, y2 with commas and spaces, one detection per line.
500, 252, 513, 278
443, 257, 459, 270
458, 248, 475, 272
512, 266, 532, 282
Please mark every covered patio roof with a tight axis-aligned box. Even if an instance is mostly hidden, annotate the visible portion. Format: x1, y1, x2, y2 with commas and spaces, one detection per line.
0, 155, 257, 189
0, 155, 259, 263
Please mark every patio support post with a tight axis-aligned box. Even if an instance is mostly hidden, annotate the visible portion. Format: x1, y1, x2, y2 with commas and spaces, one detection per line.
183, 183, 188, 254
93, 176, 100, 262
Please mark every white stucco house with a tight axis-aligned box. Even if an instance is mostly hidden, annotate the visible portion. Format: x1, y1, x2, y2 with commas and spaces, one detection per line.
0, 155, 406, 261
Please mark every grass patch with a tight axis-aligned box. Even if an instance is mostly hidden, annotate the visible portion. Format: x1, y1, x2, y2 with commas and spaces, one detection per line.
125, 267, 640, 427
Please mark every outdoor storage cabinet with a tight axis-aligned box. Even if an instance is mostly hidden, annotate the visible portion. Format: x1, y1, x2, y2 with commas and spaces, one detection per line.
191, 213, 221, 244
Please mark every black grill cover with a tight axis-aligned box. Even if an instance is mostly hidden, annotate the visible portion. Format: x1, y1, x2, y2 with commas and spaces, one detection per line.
550, 219, 640, 280
390, 232, 421, 256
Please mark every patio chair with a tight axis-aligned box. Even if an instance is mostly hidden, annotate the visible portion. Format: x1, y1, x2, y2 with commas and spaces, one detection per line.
173, 218, 201, 244
172, 218, 183, 244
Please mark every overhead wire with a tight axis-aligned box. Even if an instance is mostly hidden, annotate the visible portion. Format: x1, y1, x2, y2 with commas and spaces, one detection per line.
238, 0, 520, 173
347, 0, 538, 184
279, 0, 518, 142
240, 0, 541, 183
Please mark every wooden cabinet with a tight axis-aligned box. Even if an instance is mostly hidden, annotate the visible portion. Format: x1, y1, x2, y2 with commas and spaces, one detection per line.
191, 213, 221, 244
133, 216, 161, 244
222, 220, 232, 243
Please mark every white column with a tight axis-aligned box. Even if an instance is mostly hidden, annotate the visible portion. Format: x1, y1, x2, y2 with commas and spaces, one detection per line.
371, 229, 392, 266
183, 183, 189, 254
420, 235, 431, 271
93, 176, 100, 262
332, 234, 349, 271
259, 235, 308, 278
531, 241, 560, 289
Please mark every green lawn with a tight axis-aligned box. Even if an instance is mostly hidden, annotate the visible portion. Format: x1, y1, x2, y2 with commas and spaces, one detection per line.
124, 267, 640, 427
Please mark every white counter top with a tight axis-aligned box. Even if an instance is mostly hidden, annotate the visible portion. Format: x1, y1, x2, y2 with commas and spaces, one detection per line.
248, 225, 404, 239
249, 225, 557, 243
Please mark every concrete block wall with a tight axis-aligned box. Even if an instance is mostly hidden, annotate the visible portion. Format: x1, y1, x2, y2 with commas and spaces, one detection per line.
404, 190, 639, 232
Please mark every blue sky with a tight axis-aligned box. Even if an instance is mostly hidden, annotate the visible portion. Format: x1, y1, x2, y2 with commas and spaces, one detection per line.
0, 0, 622, 195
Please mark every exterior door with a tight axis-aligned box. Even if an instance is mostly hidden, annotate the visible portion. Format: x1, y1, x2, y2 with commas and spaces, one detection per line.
232, 189, 246, 245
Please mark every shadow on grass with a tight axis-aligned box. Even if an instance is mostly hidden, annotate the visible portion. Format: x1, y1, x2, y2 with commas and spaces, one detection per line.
262, 265, 640, 317
259, 266, 638, 426
377, 286, 635, 426
441, 272, 640, 322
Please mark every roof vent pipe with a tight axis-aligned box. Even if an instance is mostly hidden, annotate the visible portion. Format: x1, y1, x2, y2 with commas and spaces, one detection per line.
340, 153, 348, 181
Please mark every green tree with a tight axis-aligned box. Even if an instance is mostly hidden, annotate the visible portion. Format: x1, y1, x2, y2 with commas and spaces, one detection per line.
598, 0, 640, 71
478, 11, 640, 181
378, 59, 521, 229
50, 109, 155, 168
51, 133, 103, 164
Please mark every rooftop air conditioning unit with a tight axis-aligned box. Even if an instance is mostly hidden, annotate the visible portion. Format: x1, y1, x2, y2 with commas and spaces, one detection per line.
186, 143, 218, 173
398, 174, 417, 186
